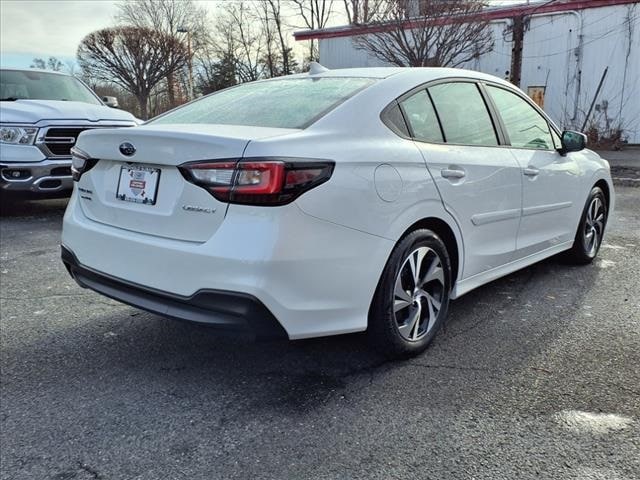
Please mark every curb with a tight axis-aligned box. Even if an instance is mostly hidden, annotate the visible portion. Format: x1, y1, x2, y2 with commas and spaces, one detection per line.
612, 177, 640, 187
610, 166, 639, 187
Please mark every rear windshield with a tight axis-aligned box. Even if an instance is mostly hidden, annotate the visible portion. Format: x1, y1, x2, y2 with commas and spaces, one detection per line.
150, 77, 376, 129
0, 70, 101, 105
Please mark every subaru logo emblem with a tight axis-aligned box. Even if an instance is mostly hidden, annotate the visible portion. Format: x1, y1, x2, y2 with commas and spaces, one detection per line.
119, 142, 136, 156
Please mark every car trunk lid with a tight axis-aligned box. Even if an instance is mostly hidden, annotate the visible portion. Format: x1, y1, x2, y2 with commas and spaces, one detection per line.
74, 124, 299, 242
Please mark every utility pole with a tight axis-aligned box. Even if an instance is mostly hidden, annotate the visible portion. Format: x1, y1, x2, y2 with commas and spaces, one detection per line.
177, 26, 194, 101
187, 32, 194, 101
510, 15, 525, 87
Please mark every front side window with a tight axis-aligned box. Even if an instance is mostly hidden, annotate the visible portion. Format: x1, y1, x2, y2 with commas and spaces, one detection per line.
151, 77, 376, 129
428, 82, 498, 146
551, 127, 562, 150
487, 85, 554, 150
399, 89, 443, 143
0, 70, 101, 105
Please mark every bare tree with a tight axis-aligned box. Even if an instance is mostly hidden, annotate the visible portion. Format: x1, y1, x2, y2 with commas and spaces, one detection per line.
291, 0, 336, 61
262, 0, 294, 75
257, 0, 278, 77
353, 0, 494, 67
213, 2, 266, 83
254, 0, 298, 77
30, 57, 65, 71
343, 0, 387, 24
194, 8, 241, 94
77, 27, 188, 118
196, 45, 237, 95
116, 0, 208, 105
116, 0, 207, 38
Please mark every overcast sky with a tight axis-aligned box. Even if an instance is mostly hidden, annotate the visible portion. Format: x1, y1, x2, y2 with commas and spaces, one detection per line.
0, 0, 523, 69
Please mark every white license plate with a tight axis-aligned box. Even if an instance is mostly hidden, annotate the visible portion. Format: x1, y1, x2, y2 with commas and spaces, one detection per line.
116, 164, 161, 205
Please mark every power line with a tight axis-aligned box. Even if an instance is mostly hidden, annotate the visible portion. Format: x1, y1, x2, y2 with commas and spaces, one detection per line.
521, 16, 639, 59
492, 14, 639, 59
524, 9, 620, 44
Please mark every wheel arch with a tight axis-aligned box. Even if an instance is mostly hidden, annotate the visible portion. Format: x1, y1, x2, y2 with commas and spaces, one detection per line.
367, 214, 463, 329
593, 178, 611, 213
400, 217, 461, 287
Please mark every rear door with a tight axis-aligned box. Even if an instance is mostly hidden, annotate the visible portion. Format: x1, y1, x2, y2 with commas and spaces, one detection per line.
401, 81, 523, 279
484, 84, 581, 258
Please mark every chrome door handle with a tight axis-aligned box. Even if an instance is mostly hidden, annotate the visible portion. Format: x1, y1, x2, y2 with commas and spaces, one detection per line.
441, 168, 466, 179
524, 167, 540, 177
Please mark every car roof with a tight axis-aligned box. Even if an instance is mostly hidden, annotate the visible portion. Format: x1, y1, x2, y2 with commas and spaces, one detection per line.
302, 66, 508, 84
296, 67, 407, 79
286, 66, 514, 91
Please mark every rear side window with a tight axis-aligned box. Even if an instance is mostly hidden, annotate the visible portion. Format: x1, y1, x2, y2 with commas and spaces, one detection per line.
382, 103, 410, 137
399, 90, 443, 143
150, 77, 376, 129
486, 85, 554, 150
428, 82, 498, 146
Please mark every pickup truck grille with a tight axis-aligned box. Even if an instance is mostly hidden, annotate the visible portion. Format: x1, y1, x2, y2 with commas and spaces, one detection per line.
44, 128, 91, 157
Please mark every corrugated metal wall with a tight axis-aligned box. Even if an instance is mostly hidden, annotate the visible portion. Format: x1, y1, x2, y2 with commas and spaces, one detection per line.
318, 4, 640, 143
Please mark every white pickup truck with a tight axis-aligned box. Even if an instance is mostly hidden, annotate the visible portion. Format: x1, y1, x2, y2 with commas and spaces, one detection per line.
0, 68, 137, 198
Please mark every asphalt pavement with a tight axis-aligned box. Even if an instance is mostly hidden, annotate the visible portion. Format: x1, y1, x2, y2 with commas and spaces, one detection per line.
597, 148, 640, 186
1, 188, 639, 480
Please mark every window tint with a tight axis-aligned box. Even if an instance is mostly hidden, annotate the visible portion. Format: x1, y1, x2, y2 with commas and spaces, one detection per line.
487, 85, 554, 150
399, 89, 443, 142
383, 103, 410, 137
428, 82, 498, 146
151, 77, 376, 129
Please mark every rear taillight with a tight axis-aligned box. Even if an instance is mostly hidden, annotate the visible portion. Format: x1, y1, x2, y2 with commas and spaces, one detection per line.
70, 147, 98, 181
179, 158, 334, 206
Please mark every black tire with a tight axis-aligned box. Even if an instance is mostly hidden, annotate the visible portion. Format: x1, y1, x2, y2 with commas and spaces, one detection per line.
564, 186, 608, 264
368, 229, 452, 358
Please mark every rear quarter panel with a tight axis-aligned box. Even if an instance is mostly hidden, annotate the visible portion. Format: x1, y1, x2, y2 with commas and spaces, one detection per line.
243, 123, 465, 286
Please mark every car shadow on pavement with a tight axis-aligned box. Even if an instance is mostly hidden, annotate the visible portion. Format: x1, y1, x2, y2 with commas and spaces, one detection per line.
0, 195, 605, 419
9, 252, 600, 421
0, 197, 68, 218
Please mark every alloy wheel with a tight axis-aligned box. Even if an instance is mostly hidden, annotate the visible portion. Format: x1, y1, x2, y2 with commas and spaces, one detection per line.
393, 247, 445, 341
584, 196, 605, 256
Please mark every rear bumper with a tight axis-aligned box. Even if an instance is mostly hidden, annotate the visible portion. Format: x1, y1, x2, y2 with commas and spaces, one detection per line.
61, 245, 288, 340
0, 158, 73, 194
61, 191, 394, 339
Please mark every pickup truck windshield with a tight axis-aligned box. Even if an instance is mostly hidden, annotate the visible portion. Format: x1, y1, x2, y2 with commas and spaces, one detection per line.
0, 70, 101, 105
150, 77, 376, 129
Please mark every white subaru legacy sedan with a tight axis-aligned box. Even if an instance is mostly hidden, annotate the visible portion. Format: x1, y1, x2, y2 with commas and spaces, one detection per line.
61, 66, 613, 357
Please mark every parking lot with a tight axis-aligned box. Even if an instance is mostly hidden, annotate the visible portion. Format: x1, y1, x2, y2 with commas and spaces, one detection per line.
1, 187, 639, 480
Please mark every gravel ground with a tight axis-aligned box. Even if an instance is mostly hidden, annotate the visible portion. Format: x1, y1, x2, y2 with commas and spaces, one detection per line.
1, 188, 639, 480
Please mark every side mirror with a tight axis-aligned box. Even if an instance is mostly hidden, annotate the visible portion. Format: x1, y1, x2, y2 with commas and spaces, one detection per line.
560, 130, 586, 155
102, 96, 119, 108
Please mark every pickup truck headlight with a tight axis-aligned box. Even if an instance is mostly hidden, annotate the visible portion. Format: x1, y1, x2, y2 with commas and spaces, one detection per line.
0, 125, 38, 145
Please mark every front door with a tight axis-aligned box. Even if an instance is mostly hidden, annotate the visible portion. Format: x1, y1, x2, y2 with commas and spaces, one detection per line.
485, 84, 581, 258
